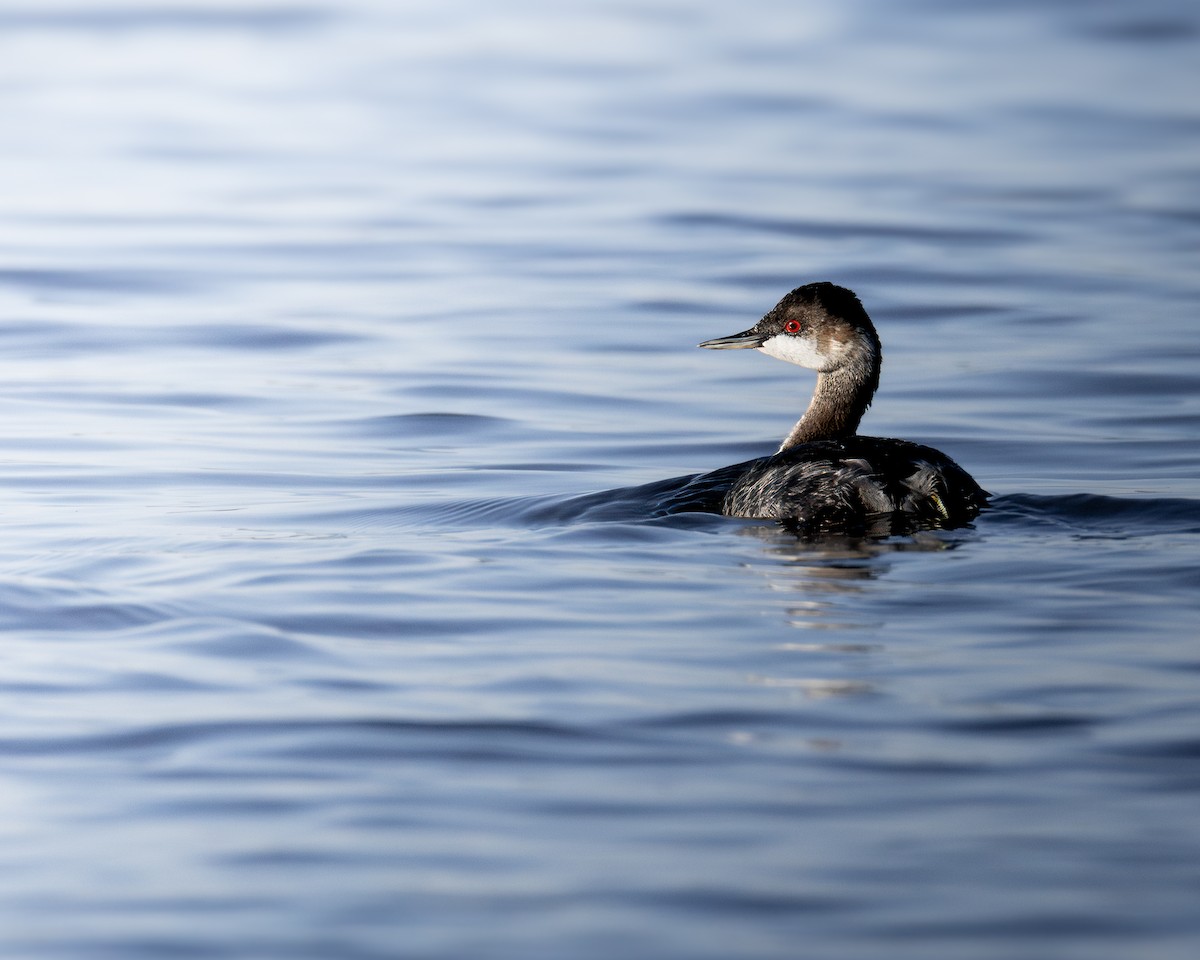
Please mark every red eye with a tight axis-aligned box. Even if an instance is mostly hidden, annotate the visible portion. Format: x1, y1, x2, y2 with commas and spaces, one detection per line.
784, 319, 801, 334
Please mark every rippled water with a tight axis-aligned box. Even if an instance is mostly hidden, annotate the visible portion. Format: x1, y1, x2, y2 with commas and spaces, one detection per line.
1, 1, 1198, 957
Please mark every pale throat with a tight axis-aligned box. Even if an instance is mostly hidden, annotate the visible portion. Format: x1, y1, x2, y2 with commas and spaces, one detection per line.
757, 333, 833, 370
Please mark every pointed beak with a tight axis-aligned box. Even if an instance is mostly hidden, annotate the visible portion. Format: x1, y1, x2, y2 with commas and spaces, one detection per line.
698, 328, 765, 350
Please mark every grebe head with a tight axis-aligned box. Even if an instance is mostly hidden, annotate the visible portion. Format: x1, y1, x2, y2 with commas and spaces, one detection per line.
698, 282, 879, 374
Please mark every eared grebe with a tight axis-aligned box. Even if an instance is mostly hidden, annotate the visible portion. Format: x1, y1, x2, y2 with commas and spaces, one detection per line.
693, 282, 987, 534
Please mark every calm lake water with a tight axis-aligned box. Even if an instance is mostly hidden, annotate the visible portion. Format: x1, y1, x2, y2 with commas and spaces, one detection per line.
0, 1, 1198, 957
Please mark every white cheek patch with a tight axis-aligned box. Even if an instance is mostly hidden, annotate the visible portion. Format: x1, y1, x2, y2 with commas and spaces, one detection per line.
758, 333, 830, 370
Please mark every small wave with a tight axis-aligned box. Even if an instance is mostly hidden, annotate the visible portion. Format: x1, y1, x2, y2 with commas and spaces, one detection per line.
0, 8, 334, 34
372, 470, 978, 544
661, 211, 1026, 245
520, 473, 725, 525
341, 412, 521, 441
988, 493, 1200, 536
316, 473, 722, 532
402, 486, 1200, 546
0, 716, 596, 761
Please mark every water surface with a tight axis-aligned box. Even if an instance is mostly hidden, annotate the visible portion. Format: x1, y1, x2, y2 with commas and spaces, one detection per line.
0, 1, 1198, 957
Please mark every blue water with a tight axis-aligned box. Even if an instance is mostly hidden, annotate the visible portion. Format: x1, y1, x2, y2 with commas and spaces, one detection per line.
0, 1, 1198, 957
